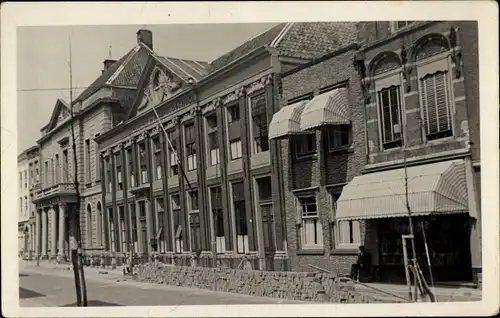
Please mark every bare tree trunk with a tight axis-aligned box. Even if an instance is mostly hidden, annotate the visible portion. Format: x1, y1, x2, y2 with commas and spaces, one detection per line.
68, 33, 88, 307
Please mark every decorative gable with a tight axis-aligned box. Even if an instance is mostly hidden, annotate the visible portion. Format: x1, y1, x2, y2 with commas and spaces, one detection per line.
46, 99, 71, 131
137, 66, 183, 112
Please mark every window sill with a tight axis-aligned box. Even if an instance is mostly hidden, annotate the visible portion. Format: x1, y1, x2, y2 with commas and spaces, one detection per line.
85, 182, 92, 187
330, 249, 359, 255
295, 153, 318, 162
296, 248, 325, 255
328, 146, 354, 155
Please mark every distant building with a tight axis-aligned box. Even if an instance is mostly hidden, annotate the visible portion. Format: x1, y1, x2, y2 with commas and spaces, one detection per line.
18, 145, 39, 259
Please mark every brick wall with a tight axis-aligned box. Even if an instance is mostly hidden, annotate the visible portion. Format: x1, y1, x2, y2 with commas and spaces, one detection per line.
279, 47, 367, 274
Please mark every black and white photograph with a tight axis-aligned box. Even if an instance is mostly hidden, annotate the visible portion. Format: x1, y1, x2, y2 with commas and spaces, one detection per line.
2, 1, 498, 317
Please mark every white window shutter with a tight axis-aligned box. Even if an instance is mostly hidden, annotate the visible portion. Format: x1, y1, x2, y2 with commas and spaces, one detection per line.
295, 198, 302, 225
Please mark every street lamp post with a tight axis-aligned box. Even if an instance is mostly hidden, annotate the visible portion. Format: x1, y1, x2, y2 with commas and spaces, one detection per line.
187, 78, 217, 268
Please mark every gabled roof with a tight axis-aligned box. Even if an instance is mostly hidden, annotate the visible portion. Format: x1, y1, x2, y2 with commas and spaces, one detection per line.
208, 22, 358, 73
155, 56, 209, 82
43, 98, 71, 132
74, 44, 150, 102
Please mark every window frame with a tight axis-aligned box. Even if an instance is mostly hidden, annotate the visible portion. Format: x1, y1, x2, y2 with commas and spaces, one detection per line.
205, 113, 220, 166
188, 190, 199, 212
416, 57, 455, 142
296, 195, 324, 250
152, 136, 162, 180
335, 219, 361, 250
184, 123, 197, 171
326, 125, 352, 151
390, 21, 414, 33
294, 133, 317, 159
167, 130, 179, 177
248, 92, 270, 154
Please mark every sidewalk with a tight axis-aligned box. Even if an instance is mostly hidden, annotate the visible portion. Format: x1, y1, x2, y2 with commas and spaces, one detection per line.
19, 259, 125, 279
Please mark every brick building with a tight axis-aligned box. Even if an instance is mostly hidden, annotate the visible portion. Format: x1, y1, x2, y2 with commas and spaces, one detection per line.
270, 43, 366, 275
95, 23, 358, 270
336, 21, 480, 283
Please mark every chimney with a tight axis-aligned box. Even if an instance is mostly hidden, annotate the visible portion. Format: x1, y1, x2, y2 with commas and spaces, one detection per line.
137, 29, 153, 50
102, 59, 117, 73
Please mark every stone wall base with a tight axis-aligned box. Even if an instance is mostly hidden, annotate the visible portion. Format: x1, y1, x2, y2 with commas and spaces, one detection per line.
134, 263, 392, 303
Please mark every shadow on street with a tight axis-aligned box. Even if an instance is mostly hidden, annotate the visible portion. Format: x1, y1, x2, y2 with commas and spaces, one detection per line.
19, 287, 44, 299
61, 300, 122, 307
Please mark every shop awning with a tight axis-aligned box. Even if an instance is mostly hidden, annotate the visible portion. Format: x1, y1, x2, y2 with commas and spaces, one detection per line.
300, 88, 350, 131
336, 160, 471, 221
268, 100, 308, 140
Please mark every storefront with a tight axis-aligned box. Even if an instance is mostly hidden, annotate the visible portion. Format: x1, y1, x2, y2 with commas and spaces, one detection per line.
336, 159, 478, 283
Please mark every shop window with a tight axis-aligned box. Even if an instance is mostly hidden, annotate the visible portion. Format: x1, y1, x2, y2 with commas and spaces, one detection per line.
336, 220, 361, 249
378, 85, 403, 149
327, 125, 351, 150
419, 70, 453, 140
250, 93, 269, 153
297, 196, 323, 249
294, 133, 317, 158
184, 124, 197, 171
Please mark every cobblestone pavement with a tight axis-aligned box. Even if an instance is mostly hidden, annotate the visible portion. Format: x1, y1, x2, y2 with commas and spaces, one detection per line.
19, 265, 305, 307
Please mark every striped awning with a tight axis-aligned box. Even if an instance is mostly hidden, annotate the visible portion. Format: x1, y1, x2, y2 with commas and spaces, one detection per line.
269, 100, 308, 140
300, 88, 350, 131
335, 160, 472, 221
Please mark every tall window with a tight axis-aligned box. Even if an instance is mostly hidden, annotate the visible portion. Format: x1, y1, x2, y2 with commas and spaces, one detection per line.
206, 114, 220, 166
19, 172, 22, 190
35, 161, 39, 183
85, 139, 91, 182
227, 104, 242, 160
130, 203, 138, 252
62, 150, 68, 182
138, 142, 148, 184
138, 201, 147, 253
115, 152, 123, 191
24, 170, 28, 189
127, 148, 135, 187
156, 197, 166, 253
44, 161, 49, 187
185, 124, 197, 171
86, 204, 93, 248
298, 196, 323, 249
153, 137, 162, 180
54, 154, 59, 184
171, 194, 183, 252
94, 134, 100, 181
119, 206, 127, 252
294, 133, 317, 158
232, 181, 248, 254
167, 131, 179, 177
96, 202, 103, 247
50, 159, 54, 185
378, 86, 403, 149
210, 186, 224, 253
256, 176, 274, 252
106, 158, 112, 193
188, 190, 199, 211
420, 71, 453, 140
29, 165, 34, 185
250, 93, 269, 153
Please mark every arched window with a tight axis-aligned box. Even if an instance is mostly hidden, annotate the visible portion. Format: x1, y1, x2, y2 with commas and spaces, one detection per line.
86, 204, 93, 248
96, 202, 103, 247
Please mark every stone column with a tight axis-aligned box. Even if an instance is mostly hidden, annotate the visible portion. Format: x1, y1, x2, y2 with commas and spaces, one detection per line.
41, 208, 48, 259
50, 206, 57, 260
35, 209, 41, 258
57, 204, 66, 262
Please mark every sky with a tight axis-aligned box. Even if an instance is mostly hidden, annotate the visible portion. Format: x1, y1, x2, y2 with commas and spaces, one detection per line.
17, 23, 279, 152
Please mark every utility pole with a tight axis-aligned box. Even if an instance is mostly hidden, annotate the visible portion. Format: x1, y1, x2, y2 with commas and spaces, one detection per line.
68, 32, 88, 306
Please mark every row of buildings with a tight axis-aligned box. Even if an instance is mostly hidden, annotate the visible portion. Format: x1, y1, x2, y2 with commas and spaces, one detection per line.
18, 21, 481, 284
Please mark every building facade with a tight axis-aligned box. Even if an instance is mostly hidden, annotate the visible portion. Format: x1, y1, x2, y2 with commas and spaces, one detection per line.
337, 21, 480, 283
95, 23, 359, 270
18, 150, 29, 256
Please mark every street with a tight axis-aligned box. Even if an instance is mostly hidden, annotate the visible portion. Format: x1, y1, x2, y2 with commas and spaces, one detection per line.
19, 265, 304, 307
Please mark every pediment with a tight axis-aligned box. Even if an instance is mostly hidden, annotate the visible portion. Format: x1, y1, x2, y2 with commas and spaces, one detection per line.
137, 65, 183, 113
47, 99, 71, 131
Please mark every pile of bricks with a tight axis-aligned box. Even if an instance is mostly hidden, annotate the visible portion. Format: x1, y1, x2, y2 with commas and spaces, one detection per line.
134, 263, 384, 303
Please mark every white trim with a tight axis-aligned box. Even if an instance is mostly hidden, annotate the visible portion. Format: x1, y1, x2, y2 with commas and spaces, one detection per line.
455, 96, 466, 102
270, 22, 293, 47
176, 58, 204, 76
